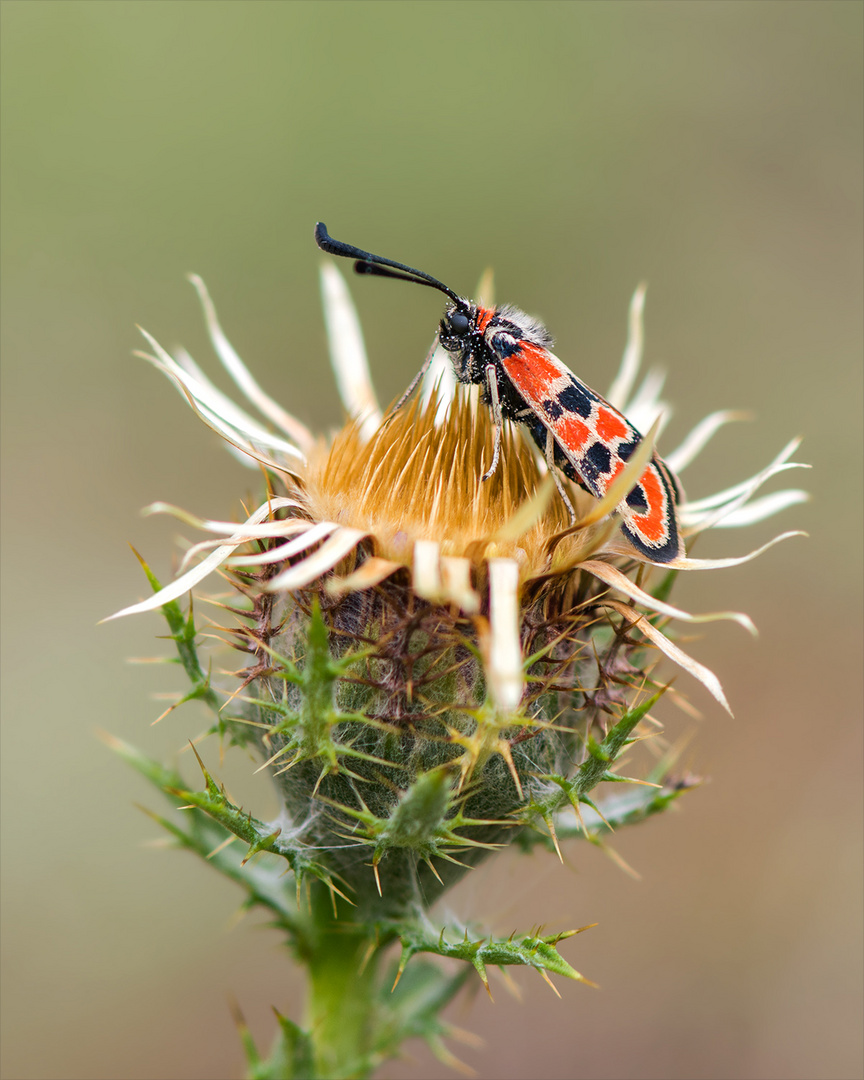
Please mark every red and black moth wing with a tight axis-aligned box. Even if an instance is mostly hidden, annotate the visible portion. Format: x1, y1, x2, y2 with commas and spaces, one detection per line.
496, 339, 683, 562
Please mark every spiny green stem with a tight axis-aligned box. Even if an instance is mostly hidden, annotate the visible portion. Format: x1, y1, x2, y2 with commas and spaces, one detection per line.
302, 885, 382, 1079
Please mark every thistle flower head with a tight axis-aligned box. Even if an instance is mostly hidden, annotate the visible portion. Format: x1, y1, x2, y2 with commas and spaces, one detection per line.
111, 260, 807, 919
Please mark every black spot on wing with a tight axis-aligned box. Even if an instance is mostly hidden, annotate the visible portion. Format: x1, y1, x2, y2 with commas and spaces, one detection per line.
616, 438, 639, 461
490, 332, 520, 359
543, 398, 563, 419
558, 378, 594, 418
625, 484, 648, 509
577, 441, 609, 487
526, 416, 548, 450
586, 441, 611, 476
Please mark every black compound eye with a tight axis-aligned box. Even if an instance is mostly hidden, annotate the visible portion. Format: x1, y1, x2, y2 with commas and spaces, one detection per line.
446, 312, 470, 336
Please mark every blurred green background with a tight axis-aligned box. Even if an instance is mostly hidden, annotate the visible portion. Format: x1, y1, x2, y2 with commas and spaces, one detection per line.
1, 3, 861, 1078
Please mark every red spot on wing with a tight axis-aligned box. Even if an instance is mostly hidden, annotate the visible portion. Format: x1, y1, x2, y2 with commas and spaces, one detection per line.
586, 458, 626, 497
500, 343, 567, 403
602, 459, 624, 492
631, 464, 667, 543
556, 416, 591, 452
596, 407, 629, 442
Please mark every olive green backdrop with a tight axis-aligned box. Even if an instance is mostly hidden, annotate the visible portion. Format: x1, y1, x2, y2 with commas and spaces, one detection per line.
1, 3, 861, 1079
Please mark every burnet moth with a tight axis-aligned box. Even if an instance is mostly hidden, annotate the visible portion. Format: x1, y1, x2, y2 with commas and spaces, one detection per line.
315, 223, 683, 563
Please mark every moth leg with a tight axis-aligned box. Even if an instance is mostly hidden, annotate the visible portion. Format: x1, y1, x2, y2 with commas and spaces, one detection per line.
390, 332, 440, 416
545, 427, 576, 524
481, 363, 503, 482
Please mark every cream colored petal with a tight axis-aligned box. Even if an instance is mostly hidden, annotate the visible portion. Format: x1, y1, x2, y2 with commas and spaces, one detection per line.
412, 539, 442, 600
172, 346, 275, 469
173, 346, 273, 437
623, 371, 671, 437
221, 440, 265, 470
145, 498, 304, 536
320, 263, 382, 441
665, 410, 750, 473
683, 465, 807, 519
440, 557, 481, 614
604, 600, 732, 716
171, 341, 304, 468
227, 521, 339, 566
661, 530, 805, 570
600, 528, 804, 568
187, 274, 315, 453
103, 502, 286, 621
692, 489, 810, 529
685, 456, 810, 534
419, 343, 458, 424
487, 558, 524, 711
580, 560, 755, 634
327, 557, 402, 595
682, 439, 804, 511
194, 399, 307, 477
606, 284, 646, 410
138, 330, 306, 467
189, 388, 303, 460
475, 267, 495, 307
177, 520, 314, 571
265, 528, 366, 591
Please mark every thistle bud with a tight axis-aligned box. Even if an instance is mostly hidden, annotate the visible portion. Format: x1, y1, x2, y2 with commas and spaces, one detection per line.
108, 264, 807, 1076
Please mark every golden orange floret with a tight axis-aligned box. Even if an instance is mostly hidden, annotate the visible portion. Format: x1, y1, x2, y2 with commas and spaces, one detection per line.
304, 389, 613, 579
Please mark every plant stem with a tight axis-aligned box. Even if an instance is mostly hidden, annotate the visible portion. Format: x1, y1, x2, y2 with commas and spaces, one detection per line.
303, 884, 382, 1079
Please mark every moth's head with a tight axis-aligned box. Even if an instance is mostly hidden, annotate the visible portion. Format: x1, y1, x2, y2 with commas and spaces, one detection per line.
438, 301, 476, 352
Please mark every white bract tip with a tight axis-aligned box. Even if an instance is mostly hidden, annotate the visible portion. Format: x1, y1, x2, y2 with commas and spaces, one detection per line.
265, 528, 367, 592
606, 283, 646, 410
320, 263, 382, 441
187, 274, 315, 453
622, 369, 671, 436
606, 600, 733, 716
412, 539, 443, 601
487, 559, 524, 711
665, 410, 751, 474
103, 500, 298, 621
580, 560, 756, 635
419, 343, 458, 425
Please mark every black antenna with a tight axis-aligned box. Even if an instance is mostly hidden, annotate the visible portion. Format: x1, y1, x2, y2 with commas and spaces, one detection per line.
315, 222, 462, 304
